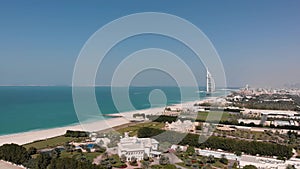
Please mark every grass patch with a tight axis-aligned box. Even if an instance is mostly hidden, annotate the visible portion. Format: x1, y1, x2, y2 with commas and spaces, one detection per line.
116, 122, 164, 136
212, 160, 225, 168
23, 135, 86, 150
197, 111, 231, 122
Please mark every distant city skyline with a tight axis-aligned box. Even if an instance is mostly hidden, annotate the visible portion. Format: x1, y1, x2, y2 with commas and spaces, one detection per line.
1, 1, 300, 88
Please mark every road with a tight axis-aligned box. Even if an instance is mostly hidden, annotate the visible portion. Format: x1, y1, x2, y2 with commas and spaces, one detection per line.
0, 160, 24, 169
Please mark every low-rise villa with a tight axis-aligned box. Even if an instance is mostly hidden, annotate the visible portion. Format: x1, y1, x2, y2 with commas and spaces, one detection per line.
117, 132, 161, 161
165, 119, 196, 133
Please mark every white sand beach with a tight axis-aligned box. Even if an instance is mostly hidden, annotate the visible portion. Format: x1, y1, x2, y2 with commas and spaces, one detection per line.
0, 100, 202, 146
0, 117, 130, 146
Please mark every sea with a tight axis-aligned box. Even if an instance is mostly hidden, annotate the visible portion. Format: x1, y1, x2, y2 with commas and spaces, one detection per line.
0, 86, 230, 136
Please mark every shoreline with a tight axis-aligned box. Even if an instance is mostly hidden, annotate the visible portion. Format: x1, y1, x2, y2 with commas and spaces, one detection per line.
0, 99, 205, 146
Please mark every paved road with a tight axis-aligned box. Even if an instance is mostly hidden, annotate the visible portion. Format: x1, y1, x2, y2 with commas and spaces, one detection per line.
0, 160, 24, 169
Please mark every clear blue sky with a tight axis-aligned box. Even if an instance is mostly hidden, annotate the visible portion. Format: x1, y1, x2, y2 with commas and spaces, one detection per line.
1, 1, 299, 88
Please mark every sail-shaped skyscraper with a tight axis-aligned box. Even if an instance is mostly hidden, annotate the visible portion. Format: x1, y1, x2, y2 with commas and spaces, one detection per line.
206, 70, 215, 95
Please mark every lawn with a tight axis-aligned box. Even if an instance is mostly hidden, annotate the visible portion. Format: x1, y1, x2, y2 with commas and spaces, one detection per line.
23, 135, 86, 150
116, 122, 165, 136
197, 111, 232, 122
212, 160, 226, 168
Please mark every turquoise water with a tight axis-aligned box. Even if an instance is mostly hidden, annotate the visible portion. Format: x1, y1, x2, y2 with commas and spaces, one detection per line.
0, 86, 224, 135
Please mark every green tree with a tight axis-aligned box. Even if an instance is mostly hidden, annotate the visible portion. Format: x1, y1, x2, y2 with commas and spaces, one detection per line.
219, 154, 228, 165
235, 150, 242, 156
50, 148, 61, 159
23, 158, 36, 169
27, 147, 37, 155
0, 143, 30, 165
232, 162, 238, 169
137, 127, 293, 159
243, 165, 257, 169
64, 142, 75, 152
141, 160, 150, 169
159, 155, 170, 165
48, 157, 104, 169
186, 146, 195, 155
35, 153, 51, 169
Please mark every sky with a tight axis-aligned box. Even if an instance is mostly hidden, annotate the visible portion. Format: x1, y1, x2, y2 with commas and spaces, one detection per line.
0, 1, 300, 88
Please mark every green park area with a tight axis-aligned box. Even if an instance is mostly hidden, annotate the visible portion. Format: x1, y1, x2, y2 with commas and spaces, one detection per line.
116, 122, 165, 136
197, 111, 236, 122
23, 135, 86, 150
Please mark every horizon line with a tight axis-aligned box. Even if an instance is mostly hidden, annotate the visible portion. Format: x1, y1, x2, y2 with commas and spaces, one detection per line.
0, 84, 241, 88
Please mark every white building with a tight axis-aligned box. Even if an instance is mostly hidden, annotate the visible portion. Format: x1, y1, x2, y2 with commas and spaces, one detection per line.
238, 119, 262, 125
117, 133, 161, 161
170, 145, 188, 152
196, 149, 239, 161
273, 120, 291, 126
165, 120, 196, 133
188, 147, 300, 169
240, 155, 300, 169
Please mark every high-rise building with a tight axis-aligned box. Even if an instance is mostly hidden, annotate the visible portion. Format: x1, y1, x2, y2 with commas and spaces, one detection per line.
206, 70, 215, 95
